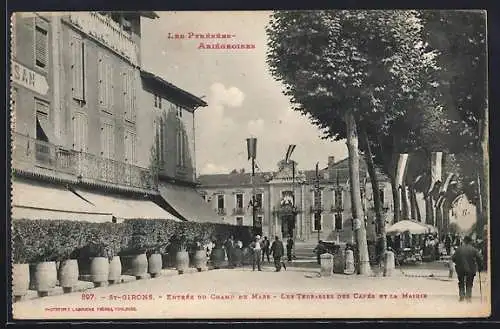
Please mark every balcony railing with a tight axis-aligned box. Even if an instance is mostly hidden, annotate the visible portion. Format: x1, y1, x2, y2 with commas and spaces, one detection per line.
216, 208, 227, 216
68, 12, 138, 65
12, 132, 157, 191
76, 152, 157, 191
233, 207, 246, 215
12, 132, 77, 175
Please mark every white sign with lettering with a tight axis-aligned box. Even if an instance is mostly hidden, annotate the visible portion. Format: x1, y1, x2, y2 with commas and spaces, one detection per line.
11, 61, 49, 95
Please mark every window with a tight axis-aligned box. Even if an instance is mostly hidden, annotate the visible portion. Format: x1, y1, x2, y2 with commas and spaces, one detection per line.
71, 34, 85, 101
256, 216, 263, 227
124, 68, 137, 121
35, 18, 48, 69
217, 195, 225, 210
236, 217, 243, 226
35, 100, 50, 142
379, 188, 385, 206
35, 101, 50, 163
313, 213, 322, 231
334, 213, 343, 230
202, 195, 207, 202
98, 53, 114, 112
72, 112, 88, 152
154, 117, 165, 165
177, 106, 183, 118
255, 193, 263, 208
154, 94, 162, 109
100, 123, 114, 159
176, 128, 185, 167
124, 130, 137, 164
335, 189, 343, 209
235, 193, 243, 209
281, 190, 293, 206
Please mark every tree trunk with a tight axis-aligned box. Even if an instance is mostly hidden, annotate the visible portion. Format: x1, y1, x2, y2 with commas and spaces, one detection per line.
401, 185, 409, 220
344, 112, 371, 275
409, 186, 417, 220
479, 116, 489, 240
391, 176, 401, 223
425, 196, 434, 225
360, 126, 386, 261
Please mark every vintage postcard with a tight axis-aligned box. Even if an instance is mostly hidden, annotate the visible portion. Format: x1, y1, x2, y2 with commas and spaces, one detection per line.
9, 10, 490, 320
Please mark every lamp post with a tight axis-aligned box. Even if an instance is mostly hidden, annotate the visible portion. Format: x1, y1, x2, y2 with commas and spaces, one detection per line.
313, 162, 322, 242
247, 137, 257, 235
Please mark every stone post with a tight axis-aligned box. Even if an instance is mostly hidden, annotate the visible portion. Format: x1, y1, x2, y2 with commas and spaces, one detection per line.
344, 249, 355, 275
383, 250, 395, 277
320, 253, 333, 277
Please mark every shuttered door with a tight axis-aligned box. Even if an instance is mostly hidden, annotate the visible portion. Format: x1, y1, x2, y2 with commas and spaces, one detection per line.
71, 34, 84, 100
97, 53, 106, 107
106, 58, 114, 112
100, 123, 114, 160
35, 18, 48, 68
123, 69, 130, 120
124, 131, 137, 164
129, 69, 136, 122
72, 112, 88, 152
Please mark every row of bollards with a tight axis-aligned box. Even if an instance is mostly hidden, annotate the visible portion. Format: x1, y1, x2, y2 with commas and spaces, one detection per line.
319, 250, 396, 277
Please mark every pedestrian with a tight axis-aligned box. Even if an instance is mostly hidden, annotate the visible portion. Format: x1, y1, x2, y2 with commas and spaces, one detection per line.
224, 235, 234, 265
445, 234, 452, 256
250, 235, 262, 271
286, 236, 294, 262
261, 236, 271, 263
270, 235, 285, 272
451, 235, 483, 302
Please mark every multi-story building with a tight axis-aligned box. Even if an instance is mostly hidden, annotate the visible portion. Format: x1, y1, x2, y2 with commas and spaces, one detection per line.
197, 156, 394, 244
10, 12, 219, 224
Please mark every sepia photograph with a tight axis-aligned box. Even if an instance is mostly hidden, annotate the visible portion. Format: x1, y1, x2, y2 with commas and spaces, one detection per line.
9, 10, 490, 319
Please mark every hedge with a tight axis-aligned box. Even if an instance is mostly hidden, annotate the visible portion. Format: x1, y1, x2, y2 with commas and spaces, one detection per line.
11, 218, 253, 264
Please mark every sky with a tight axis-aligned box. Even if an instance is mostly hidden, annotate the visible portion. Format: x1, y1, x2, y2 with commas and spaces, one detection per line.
140, 11, 348, 175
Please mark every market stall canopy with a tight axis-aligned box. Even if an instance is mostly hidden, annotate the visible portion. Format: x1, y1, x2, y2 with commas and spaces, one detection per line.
386, 220, 430, 235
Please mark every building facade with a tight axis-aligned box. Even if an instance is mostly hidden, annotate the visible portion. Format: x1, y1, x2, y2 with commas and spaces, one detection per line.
10, 12, 220, 224
198, 156, 395, 244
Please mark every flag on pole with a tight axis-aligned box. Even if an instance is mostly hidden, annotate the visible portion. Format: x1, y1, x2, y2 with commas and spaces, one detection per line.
246, 138, 257, 160
395, 153, 409, 187
285, 144, 296, 163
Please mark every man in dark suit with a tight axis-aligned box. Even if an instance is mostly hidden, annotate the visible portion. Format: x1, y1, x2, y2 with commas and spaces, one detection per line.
451, 235, 483, 302
270, 236, 285, 272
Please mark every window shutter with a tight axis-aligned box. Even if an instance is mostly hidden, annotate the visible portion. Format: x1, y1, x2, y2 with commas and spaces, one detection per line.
108, 125, 115, 160
131, 132, 136, 164
100, 124, 106, 156
98, 53, 105, 106
71, 35, 83, 100
100, 123, 114, 159
72, 112, 88, 152
123, 69, 130, 119
107, 59, 114, 112
130, 69, 136, 121
35, 23, 48, 68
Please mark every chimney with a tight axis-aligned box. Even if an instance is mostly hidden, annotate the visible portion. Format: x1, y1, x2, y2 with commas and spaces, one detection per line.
328, 156, 336, 182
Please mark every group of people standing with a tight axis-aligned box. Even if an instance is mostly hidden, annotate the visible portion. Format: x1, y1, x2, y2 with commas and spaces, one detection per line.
208, 235, 294, 272
249, 235, 294, 272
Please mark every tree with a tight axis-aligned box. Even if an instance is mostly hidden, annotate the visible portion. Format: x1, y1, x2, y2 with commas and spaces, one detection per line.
420, 10, 487, 238
266, 10, 438, 274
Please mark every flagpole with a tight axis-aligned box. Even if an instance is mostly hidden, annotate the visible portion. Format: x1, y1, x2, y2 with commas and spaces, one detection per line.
252, 156, 256, 234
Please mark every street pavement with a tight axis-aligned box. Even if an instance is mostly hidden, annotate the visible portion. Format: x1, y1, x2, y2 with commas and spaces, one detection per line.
13, 263, 490, 320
